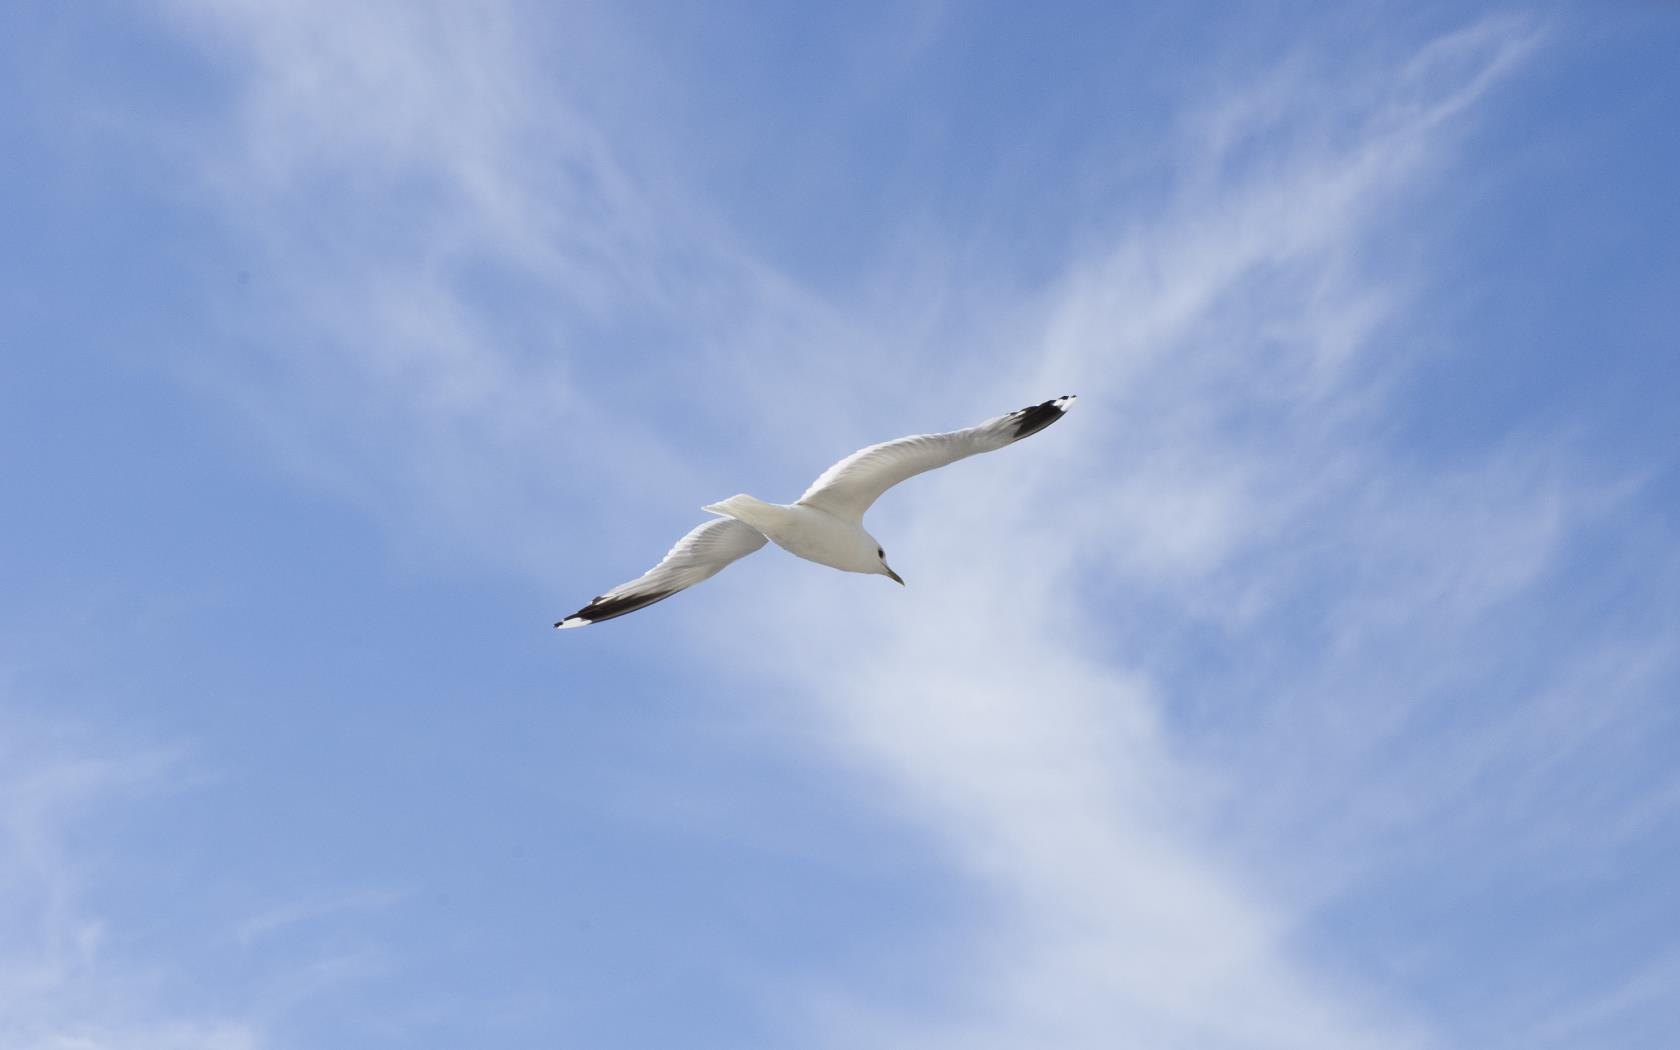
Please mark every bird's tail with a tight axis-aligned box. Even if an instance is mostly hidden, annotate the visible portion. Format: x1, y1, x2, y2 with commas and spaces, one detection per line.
701, 494, 779, 531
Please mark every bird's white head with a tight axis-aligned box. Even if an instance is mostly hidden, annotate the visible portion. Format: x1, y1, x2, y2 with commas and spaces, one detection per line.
871, 539, 904, 586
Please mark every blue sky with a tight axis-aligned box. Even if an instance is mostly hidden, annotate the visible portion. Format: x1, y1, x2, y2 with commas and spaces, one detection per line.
3, 3, 1679, 1047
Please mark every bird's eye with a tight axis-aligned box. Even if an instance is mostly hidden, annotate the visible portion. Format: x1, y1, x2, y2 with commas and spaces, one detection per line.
877, 548, 884, 558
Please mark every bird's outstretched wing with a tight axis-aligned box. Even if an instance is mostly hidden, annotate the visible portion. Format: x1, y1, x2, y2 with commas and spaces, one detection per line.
555, 517, 768, 628
796, 395, 1076, 522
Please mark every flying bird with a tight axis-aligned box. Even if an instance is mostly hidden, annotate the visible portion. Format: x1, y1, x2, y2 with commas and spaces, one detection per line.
555, 395, 1076, 628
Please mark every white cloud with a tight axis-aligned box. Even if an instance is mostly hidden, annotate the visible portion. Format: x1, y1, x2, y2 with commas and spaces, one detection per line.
135, 4, 1678, 1047
694, 13, 1669, 1049
0, 704, 410, 1049
157, 0, 911, 587
1520, 949, 1680, 1048
232, 888, 405, 947
0, 716, 263, 1050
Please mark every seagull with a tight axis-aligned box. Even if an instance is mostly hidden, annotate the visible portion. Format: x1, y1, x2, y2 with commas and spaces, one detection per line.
555, 395, 1076, 628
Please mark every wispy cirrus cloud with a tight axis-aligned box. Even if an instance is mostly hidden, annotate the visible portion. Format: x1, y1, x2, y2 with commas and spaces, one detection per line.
0, 698, 416, 1050
102, 3, 1680, 1048
678, 30, 1513, 1050
694, 14, 1677, 1049
0, 715, 260, 1050
159, 0, 896, 582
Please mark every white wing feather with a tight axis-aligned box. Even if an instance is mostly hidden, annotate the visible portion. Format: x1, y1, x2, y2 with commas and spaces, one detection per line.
796, 395, 1076, 521
555, 517, 768, 628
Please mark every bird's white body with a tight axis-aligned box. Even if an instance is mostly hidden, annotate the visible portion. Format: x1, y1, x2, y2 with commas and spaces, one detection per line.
700, 495, 882, 574
555, 395, 1075, 628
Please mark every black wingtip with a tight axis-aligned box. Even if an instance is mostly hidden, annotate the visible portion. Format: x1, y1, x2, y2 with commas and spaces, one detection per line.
1009, 394, 1076, 440
554, 589, 680, 630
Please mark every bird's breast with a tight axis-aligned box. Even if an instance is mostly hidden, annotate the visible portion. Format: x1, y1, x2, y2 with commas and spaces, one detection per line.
760, 506, 870, 573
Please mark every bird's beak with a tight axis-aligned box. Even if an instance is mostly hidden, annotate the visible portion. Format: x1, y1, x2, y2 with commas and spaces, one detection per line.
884, 565, 904, 586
